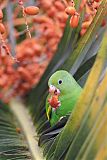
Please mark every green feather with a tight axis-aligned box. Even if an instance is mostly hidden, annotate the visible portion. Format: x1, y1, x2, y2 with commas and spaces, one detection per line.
46, 70, 82, 126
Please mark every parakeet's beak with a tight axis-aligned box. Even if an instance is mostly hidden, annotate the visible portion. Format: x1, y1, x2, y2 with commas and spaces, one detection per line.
49, 85, 60, 96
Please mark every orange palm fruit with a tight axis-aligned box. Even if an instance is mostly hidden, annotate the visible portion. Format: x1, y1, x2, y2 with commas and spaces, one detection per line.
81, 21, 91, 29
80, 28, 87, 36
54, 1, 65, 11
0, 9, 3, 20
65, 6, 76, 15
94, 0, 100, 2
79, 0, 87, 11
0, 23, 5, 34
16, 127, 21, 134
70, 14, 80, 28
18, 0, 23, 5
48, 95, 59, 108
101, 19, 106, 27
18, 67, 32, 82
84, 13, 91, 21
24, 6, 39, 15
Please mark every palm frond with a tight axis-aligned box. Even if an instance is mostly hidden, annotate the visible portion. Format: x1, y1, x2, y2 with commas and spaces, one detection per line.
0, 101, 31, 160
0, 100, 44, 160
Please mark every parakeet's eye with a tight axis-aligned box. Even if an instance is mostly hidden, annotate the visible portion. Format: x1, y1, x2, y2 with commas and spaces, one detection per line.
58, 79, 63, 85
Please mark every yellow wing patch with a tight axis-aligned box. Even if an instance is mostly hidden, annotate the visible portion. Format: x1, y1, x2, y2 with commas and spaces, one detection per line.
47, 105, 52, 121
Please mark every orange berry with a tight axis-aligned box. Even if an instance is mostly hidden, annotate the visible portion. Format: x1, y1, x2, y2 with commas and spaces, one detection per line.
70, 14, 79, 28
65, 6, 76, 15
18, 67, 32, 82
101, 19, 106, 27
18, 0, 23, 5
0, 9, 3, 20
80, 28, 87, 36
0, 23, 5, 34
54, 1, 65, 11
84, 13, 91, 21
82, 21, 91, 29
90, 0, 94, 2
16, 127, 21, 134
69, 0, 75, 7
24, 6, 39, 15
94, 0, 100, 2
48, 95, 59, 108
79, 0, 87, 11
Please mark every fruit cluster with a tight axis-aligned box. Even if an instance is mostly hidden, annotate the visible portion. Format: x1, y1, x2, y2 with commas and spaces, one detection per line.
65, 1, 80, 28
0, 38, 49, 102
80, 0, 102, 35
0, 0, 68, 102
64, 0, 106, 35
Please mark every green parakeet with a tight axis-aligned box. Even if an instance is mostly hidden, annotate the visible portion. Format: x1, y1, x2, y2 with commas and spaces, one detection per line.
46, 70, 82, 126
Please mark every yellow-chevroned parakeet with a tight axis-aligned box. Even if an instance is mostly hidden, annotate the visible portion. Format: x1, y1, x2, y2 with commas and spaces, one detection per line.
46, 70, 82, 126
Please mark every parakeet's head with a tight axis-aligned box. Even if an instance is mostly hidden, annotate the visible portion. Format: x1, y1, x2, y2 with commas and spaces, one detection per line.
48, 70, 80, 97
